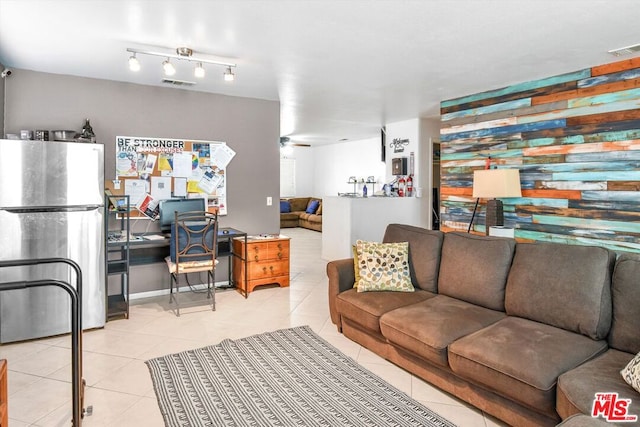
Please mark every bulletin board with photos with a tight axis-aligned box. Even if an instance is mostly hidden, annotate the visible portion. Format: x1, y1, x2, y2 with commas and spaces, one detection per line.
111, 136, 236, 219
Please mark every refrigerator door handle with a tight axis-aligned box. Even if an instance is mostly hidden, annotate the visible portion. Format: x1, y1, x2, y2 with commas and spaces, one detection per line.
1, 205, 102, 213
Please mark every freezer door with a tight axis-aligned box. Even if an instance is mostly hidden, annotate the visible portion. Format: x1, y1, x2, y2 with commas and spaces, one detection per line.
0, 139, 104, 208
0, 207, 105, 343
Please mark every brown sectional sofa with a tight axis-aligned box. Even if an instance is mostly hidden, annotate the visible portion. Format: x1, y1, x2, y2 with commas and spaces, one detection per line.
327, 224, 640, 427
280, 197, 322, 232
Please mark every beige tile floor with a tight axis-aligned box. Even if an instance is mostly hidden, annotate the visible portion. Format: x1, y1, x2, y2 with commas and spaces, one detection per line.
1, 228, 507, 427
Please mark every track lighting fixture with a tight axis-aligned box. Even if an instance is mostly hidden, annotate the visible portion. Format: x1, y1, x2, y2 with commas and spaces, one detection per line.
224, 66, 235, 82
126, 47, 236, 82
128, 53, 140, 72
162, 59, 176, 76
194, 62, 205, 78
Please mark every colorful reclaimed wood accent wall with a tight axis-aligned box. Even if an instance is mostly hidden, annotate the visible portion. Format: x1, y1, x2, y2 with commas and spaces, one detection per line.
439, 57, 640, 253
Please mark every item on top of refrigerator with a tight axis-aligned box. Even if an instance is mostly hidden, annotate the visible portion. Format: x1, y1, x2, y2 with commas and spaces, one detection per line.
34, 130, 49, 141
79, 119, 96, 143
52, 130, 78, 141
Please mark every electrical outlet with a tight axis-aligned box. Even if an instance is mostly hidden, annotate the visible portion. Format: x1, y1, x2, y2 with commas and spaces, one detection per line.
267, 197, 273, 206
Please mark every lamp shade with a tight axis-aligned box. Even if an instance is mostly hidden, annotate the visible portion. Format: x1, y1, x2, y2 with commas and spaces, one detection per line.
472, 169, 522, 198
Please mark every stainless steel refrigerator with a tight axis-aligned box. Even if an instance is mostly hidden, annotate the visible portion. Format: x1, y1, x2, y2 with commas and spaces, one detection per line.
0, 139, 105, 343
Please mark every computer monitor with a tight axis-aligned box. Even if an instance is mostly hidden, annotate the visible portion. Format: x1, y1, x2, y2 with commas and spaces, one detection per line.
158, 198, 207, 234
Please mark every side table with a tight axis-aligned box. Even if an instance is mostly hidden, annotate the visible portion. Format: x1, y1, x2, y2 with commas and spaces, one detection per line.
232, 235, 290, 295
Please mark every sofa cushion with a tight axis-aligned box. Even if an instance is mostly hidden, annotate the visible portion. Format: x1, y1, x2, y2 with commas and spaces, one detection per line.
280, 212, 300, 221
557, 349, 640, 421
355, 240, 413, 293
556, 414, 613, 427
306, 199, 320, 214
280, 200, 291, 213
448, 316, 608, 417
609, 253, 640, 353
316, 202, 322, 215
382, 224, 444, 293
437, 232, 515, 311
288, 197, 310, 212
621, 351, 640, 394
335, 288, 434, 334
505, 242, 615, 340
380, 295, 505, 367
298, 212, 321, 224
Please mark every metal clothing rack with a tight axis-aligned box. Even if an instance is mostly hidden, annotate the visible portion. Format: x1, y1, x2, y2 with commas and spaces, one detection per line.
0, 258, 89, 427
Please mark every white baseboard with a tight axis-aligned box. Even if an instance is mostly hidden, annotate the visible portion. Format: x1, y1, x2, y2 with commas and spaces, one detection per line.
129, 280, 231, 301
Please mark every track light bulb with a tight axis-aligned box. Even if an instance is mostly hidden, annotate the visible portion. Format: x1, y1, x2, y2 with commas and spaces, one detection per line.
162, 59, 176, 76
128, 54, 140, 72
194, 62, 205, 78
224, 66, 235, 82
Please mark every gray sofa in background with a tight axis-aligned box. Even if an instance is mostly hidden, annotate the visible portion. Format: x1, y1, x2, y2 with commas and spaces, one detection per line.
327, 224, 640, 427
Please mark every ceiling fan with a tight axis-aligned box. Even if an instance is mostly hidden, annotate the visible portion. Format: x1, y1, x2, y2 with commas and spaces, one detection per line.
280, 136, 311, 148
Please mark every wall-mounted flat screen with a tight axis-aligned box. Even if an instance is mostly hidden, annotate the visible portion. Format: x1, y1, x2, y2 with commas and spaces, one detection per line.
158, 198, 206, 233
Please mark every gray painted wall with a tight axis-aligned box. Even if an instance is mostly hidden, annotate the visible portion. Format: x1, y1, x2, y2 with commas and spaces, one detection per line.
3, 69, 280, 294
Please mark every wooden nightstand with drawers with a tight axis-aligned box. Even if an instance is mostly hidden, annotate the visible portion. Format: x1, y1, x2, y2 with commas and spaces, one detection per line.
232, 235, 290, 295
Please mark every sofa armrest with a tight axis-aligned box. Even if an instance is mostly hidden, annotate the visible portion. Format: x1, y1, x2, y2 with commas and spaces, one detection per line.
327, 258, 355, 331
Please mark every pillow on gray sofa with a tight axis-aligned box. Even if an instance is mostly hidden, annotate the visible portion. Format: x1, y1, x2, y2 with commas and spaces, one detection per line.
621, 351, 640, 393
609, 253, 640, 353
382, 224, 443, 293
437, 232, 516, 311
354, 240, 413, 293
505, 242, 615, 340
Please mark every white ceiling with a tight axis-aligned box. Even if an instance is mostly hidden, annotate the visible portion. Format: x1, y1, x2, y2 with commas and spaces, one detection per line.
1, 0, 640, 146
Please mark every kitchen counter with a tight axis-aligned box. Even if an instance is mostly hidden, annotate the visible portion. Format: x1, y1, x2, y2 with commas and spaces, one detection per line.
321, 196, 422, 260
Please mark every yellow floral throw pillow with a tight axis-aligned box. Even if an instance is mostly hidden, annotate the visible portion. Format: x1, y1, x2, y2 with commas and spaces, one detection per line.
352, 245, 360, 288
355, 240, 413, 292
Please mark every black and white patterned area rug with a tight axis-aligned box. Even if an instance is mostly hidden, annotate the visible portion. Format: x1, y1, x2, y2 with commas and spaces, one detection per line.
146, 325, 457, 427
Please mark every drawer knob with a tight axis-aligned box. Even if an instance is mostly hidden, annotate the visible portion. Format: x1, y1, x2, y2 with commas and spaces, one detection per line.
278, 243, 282, 249
269, 266, 274, 272
277, 252, 282, 259
255, 255, 259, 261
263, 267, 267, 273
